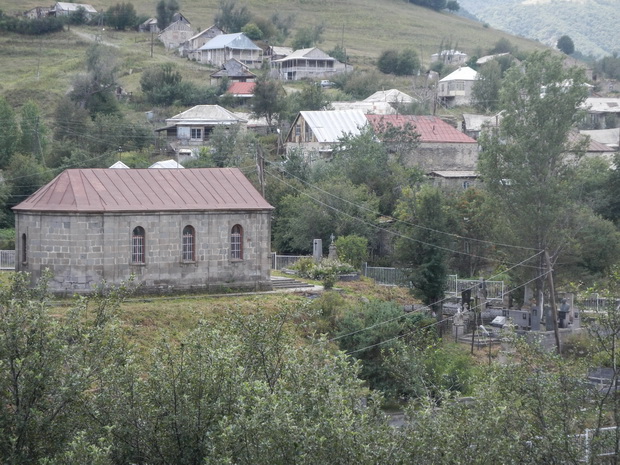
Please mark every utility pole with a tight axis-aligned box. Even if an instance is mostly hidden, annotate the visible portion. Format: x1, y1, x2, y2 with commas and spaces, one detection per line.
256, 143, 265, 197
545, 250, 561, 354
150, 30, 154, 58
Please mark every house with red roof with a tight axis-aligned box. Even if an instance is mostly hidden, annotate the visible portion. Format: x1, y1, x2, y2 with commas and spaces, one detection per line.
366, 114, 479, 171
13, 168, 274, 295
227, 81, 256, 104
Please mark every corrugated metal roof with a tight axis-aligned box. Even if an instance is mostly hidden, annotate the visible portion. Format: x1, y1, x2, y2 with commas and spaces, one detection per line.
330, 101, 396, 115
366, 115, 477, 144
583, 97, 620, 113
165, 105, 247, 125
14, 168, 273, 213
429, 170, 478, 178
439, 66, 478, 82
580, 128, 620, 149
149, 159, 184, 169
199, 33, 261, 51
299, 110, 368, 143
273, 47, 334, 63
364, 89, 415, 104
55, 2, 97, 13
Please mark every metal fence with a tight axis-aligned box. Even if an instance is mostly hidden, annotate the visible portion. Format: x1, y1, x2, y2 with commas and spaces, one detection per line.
271, 253, 311, 271
446, 275, 505, 303
0, 250, 15, 270
361, 263, 409, 286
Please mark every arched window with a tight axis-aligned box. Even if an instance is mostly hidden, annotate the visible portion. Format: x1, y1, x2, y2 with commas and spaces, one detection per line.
132, 226, 145, 264
231, 224, 243, 260
182, 225, 196, 261
21, 233, 27, 263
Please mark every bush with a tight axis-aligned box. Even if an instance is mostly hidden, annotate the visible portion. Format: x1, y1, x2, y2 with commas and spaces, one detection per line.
335, 235, 368, 269
292, 258, 355, 281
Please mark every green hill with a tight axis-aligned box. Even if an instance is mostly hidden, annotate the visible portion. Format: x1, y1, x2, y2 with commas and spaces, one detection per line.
0, 0, 548, 113
458, 0, 618, 58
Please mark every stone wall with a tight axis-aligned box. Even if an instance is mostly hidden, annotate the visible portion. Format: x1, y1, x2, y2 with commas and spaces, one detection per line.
403, 142, 479, 171
15, 210, 272, 295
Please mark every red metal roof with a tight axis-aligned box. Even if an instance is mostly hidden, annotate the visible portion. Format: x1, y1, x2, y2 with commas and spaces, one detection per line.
366, 115, 477, 144
13, 168, 273, 213
227, 81, 256, 95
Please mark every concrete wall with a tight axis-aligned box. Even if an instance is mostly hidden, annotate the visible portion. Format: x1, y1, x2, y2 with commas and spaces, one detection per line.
403, 142, 479, 171
15, 210, 272, 295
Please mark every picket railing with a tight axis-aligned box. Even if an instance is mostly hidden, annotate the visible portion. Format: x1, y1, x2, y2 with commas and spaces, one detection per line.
0, 250, 15, 270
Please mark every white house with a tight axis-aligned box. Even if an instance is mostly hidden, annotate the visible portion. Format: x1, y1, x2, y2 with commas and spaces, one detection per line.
438, 66, 478, 107
199, 33, 263, 69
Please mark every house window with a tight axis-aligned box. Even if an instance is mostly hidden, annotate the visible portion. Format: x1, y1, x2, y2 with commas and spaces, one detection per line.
231, 224, 243, 260
182, 225, 196, 261
190, 128, 203, 140
132, 226, 145, 264
21, 233, 27, 263
295, 124, 301, 138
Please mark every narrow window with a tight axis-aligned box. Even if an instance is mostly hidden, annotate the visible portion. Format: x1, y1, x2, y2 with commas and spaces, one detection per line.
182, 225, 195, 261
231, 224, 243, 260
21, 233, 27, 263
132, 226, 145, 264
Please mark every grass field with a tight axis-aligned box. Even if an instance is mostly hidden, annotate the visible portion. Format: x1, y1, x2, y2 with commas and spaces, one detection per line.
0, 0, 548, 118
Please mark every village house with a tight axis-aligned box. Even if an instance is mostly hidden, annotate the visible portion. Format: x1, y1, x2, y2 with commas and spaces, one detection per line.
50, 2, 97, 18
226, 82, 256, 105
210, 58, 257, 86
461, 112, 503, 140
582, 97, 620, 129
181, 25, 223, 59
24, 6, 52, 19
155, 105, 247, 158
366, 114, 479, 171
139, 17, 159, 33
265, 45, 293, 61
158, 13, 193, 50
199, 33, 263, 69
438, 66, 478, 107
270, 47, 349, 81
580, 128, 620, 151
428, 170, 479, 191
285, 109, 368, 159
13, 168, 274, 295
431, 49, 469, 66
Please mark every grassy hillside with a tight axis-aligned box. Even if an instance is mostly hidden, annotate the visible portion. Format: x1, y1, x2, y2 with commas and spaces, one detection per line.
1, 0, 547, 63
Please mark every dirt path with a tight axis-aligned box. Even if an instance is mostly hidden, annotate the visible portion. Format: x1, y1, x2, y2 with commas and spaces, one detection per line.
71, 29, 120, 48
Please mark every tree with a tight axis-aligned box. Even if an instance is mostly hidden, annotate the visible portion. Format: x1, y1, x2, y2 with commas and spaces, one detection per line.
251, 75, 284, 129
214, 0, 252, 33
446, 0, 460, 12
241, 22, 262, 40
156, 0, 179, 30
377, 49, 420, 76
477, 51, 589, 309
106, 2, 137, 31
139, 63, 184, 105
18, 100, 48, 164
70, 45, 119, 115
395, 185, 449, 319
291, 24, 324, 50
557, 34, 575, 55
471, 59, 502, 112
0, 96, 20, 169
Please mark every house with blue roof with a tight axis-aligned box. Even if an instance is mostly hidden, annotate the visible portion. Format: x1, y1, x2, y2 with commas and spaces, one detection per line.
199, 33, 263, 69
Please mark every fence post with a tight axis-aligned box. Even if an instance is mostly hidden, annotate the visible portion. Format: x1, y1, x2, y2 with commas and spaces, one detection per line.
363, 262, 367, 278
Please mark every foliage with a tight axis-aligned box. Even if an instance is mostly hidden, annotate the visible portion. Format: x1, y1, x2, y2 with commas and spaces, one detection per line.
477, 51, 590, 287
272, 177, 379, 254
67, 7, 89, 26
0, 13, 64, 35
335, 235, 369, 269
471, 59, 502, 112
292, 257, 355, 280
241, 22, 262, 40
291, 24, 324, 50
330, 70, 390, 100
328, 44, 349, 63
284, 82, 329, 121
446, 0, 460, 12
214, 0, 252, 33
251, 75, 284, 128
106, 3, 138, 31
595, 54, 620, 80
336, 300, 434, 393
0, 96, 20, 169
18, 101, 48, 164
377, 49, 420, 76
194, 125, 256, 168
395, 185, 449, 314
155, 0, 179, 30
557, 34, 575, 55
70, 45, 119, 115
407, 0, 447, 11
